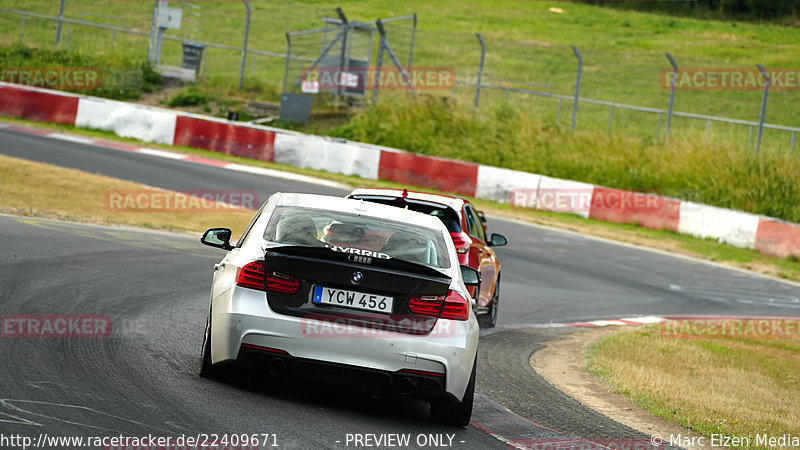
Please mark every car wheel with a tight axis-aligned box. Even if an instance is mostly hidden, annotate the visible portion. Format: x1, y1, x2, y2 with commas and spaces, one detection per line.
480, 276, 499, 328
199, 313, 220, 379
430, 356, 476, 427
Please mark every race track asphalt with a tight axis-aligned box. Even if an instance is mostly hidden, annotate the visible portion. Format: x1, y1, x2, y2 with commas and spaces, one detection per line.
2, 125, 798, 448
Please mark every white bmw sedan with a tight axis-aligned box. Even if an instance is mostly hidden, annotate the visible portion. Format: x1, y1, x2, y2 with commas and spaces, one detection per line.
198, 192, 481, 426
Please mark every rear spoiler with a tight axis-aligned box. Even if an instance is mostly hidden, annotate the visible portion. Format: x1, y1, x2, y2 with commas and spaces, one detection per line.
265, 245, 450, 279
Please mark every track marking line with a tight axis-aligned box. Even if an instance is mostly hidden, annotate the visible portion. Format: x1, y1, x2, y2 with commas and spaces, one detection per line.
223, 163, 350, 189
136, 148, 187, 160
47, 133, 95, 144
504, 316, 666, 330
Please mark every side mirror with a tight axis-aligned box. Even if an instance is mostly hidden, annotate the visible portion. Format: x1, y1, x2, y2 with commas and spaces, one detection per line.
201, 228, 234, 250
489, 233, 508, 247
460, 265, 481, 288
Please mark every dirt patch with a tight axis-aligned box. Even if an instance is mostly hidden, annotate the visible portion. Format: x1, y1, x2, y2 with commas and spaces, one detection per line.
531, 327, 706, 450
135, 83, 185, 108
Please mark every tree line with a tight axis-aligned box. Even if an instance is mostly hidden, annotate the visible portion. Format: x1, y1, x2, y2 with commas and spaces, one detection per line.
590, 0, 799, 23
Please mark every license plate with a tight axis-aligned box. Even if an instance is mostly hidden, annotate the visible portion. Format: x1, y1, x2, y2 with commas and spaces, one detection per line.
312, 286, 393, 313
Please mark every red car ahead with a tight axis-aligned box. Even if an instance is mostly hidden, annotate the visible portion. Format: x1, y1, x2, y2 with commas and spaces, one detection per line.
347, 188, 507, 327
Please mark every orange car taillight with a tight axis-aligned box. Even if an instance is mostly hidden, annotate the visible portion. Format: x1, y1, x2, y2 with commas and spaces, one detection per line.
450, 232, 471, 254
236, 261, 300, 294
408, 290, 469, 321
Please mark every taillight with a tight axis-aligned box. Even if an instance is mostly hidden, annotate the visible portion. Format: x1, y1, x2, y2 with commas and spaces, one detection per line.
408, 290, 469, 321
441, 290, 469, 321
399, 368, 445, 378
408, 295, 444, 317
236, 261, 300, 294
450, 232, 471, 254
266, 270, 300, 294
236, 261, 266, 291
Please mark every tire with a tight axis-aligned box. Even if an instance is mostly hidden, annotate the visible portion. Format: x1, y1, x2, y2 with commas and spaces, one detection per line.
430, 356, 476, 427
480, 276, 499, 328
199, 313, 221, 379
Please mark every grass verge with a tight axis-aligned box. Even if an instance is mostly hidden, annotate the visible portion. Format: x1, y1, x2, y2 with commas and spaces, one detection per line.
0, 45, 163, 100
0, 153, 253, 236
3, 1, 799, 128
2, 116, 800, 282
333, 96, 800, 224
587, 326, 800, 448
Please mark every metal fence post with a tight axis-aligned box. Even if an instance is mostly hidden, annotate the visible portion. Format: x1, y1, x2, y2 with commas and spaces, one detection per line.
55, 0, 65, 47
474, 33, 486, 110
571, 46, 582, 132
239, 0, 251, 89
608, 106, 614, 135
20, 16, 26, 42
335, 7, 349, 100
375, 20, 415, 93
372, 21, 386, 105
665, 53, 678, 143
791, 132, 796, 156
407, 13, 417, 70
755, 64, 770, 155
147, 0, 159, 63
282, 32, 291, 94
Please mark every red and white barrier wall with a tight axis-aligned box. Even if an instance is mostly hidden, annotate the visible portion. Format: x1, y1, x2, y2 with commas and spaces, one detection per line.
2, 81, 799, 260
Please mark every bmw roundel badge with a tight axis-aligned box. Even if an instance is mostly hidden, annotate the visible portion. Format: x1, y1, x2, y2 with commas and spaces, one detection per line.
351, 271, 363, 285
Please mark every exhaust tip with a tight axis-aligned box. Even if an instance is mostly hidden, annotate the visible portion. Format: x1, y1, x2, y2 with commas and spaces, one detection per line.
268, 358, 286, 376
396, 377, 414, 395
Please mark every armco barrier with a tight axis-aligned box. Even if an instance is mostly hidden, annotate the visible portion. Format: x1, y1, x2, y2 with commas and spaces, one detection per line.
174, 115, 275, 161
535, 176, 596, 219
590, 187, 681, 231
755, 219, 800, 259
378, 150, 479, 197
0, 83, 78, 124
678, 202, 760, 249
76, 97, 177, 145
476, 165, 542, 205
273, 133, 380, 180
1, 81, 799, 259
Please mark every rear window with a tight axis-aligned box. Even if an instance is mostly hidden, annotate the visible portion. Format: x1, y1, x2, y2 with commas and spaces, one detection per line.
349, 195, 461, 233
263, 206, 451, 269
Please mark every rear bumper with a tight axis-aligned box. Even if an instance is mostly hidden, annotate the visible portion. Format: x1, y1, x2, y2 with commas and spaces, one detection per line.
209, 285, 479, 401
237, 344, 449, 400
